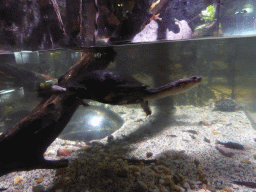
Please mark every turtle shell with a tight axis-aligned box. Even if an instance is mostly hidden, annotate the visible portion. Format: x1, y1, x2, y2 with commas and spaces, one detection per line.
66, 70, 148, 104
214, 99, 238, 112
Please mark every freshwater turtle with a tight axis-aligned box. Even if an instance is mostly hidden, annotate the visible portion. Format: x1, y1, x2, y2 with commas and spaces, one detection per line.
64, 70, 202, 115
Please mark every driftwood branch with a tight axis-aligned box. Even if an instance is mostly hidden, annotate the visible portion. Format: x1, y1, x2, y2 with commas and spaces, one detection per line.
0, 47, 116, 177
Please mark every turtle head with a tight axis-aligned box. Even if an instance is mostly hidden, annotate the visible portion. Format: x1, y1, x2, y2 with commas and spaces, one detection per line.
175, 76, 202, 92
145, 76, 202, 100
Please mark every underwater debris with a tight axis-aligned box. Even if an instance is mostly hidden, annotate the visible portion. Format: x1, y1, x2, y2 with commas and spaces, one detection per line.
199, 121, 210, 126
215, 146, 235, 157
216, 140, 244, 150
194, 159, 200, 168
204, 137, 210, 143
190, 135, 196, 139
233, 181, 256, 188
167, 134, 177, 137
182, 130, 198, 134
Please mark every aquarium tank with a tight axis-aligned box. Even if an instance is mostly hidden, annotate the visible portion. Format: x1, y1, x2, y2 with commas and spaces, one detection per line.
1, 0, 256, 191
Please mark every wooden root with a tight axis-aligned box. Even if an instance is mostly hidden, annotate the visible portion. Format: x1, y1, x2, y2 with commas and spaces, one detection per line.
0, 47, 116, 177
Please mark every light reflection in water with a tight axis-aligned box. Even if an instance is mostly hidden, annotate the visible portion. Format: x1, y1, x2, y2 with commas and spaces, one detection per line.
89, 116, 103, 127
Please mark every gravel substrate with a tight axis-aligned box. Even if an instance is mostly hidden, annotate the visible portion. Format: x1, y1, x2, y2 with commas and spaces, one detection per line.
1, 101, 256, 192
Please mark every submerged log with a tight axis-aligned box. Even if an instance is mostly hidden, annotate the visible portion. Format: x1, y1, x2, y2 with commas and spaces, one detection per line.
0, 47, 116, 177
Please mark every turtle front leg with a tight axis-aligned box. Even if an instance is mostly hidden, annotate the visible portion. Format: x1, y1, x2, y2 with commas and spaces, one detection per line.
141, 100, 152, 116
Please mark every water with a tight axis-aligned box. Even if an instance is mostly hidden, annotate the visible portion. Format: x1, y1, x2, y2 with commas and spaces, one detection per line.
0, 36, 256, 189
0, 36, 255, 138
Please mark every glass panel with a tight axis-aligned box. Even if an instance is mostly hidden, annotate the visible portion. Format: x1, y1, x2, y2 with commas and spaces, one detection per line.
1, 1, 256, 191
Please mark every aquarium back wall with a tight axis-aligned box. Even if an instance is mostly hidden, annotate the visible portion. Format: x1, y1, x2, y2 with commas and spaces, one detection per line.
111, 35, 256, 128
1, 0, 256, 50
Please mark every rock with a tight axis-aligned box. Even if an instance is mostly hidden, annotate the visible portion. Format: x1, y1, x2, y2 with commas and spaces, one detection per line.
214, 99, 239, 112
166, 20, 192, 40
132, 20, 158, 43
57, 148, 71, 157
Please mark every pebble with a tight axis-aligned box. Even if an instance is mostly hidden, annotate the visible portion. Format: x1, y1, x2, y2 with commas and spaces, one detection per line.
147, 152, 153, 158
57, 148, 71, 157
178, 186, 186, 192
215, 184, 226, 189
1, 106, 255, 192
36, 177, 44, 184
207, 185, 217, 192
222, 187, 232, 192
182, 181, 191, 190
14, 176, 23, 185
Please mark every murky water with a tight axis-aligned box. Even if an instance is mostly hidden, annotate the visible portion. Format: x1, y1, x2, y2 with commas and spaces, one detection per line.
1, 35, 256, 138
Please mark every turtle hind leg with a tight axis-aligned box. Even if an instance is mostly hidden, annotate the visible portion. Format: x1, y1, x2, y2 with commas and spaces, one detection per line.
141, 100, 151, 116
